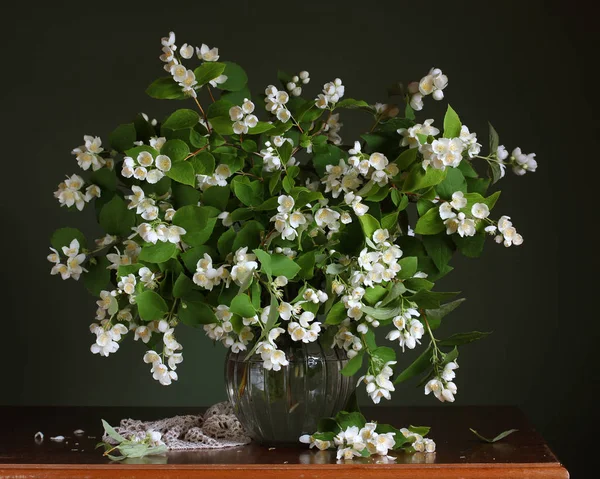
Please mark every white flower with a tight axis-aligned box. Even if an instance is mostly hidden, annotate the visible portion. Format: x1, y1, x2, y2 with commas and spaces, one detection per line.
179, 43, 194, 59
450, 191, 467, 210
197, 44, 219, 62
229, 106, 244, 121
511, 147, 537, 175
155, 155, 172, 172
368, 152, 388, 171
134, 326, 152, 343
439, 202, 456, 220
471, 203, 490, 219
118, 274, 137, 295
442, 361, 459, 381
277, 195, 295, 213
372, 229, 389, 245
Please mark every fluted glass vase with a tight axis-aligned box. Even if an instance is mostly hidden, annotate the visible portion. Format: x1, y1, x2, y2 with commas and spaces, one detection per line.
225, 336, 354, 445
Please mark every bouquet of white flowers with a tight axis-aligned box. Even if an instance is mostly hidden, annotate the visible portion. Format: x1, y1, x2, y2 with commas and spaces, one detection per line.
49, 31, 536, 431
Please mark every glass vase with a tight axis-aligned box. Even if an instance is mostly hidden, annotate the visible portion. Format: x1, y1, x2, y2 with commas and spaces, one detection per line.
225, 336, 354, 445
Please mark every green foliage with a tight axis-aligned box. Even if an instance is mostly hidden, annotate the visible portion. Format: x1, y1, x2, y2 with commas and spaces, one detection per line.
146, 77, 186, 100
162, 109, 200, 131
403, 165, 447, 192
443, 105, 461, 138
230, 294, 256, 318
178, 298, 217, 326
219, 62, 248, 91
136, 290, 169, 321
109, 123, 136, 152
415, 206, 445, 235
194, 62, 226, 86
51, 227, 87, 250
99, 196, 134, 236
138, 242, 177, 263
83, 257, 111, 295
161, 139, 189, 163
341, 350, 364, 376
172, 205, 216, 246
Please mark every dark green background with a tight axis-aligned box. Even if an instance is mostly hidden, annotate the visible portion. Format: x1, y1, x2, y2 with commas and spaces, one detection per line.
2, 1, 597, 477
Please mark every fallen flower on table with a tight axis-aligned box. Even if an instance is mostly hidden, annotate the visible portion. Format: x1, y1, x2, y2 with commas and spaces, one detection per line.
300, 410, 435, 461
96, 419, 168, 461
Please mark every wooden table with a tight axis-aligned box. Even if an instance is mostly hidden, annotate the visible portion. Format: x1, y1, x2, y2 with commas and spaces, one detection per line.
0, 405, 568, 478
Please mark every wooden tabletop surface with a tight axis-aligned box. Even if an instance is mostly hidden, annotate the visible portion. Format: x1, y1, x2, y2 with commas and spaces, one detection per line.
0, 405, 568, 478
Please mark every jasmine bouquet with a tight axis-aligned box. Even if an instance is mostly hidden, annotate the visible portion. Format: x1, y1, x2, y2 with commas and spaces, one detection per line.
49, 32, 537, 417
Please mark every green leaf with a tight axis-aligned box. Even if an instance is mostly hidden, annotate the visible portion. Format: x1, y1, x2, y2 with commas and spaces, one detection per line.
426, 298, 466, 330
162, 109, 200, 131
410, 290, 459, 309
101, 419, 126, 443
404, 277, 434, 292
394, 346, 433, 384
403, 165, 447, 192
230, 294, 256, 318
207, 99, 235, 119
99, 195, 134, 236
264, 293, 279, 330
117, 263, 144, 278
488, 122, 500, 154
489, 161, 504, 185
317, 417, 341, 434
415, 206, 445, 235
172, 205, 214, 246
178, 299, 217, 327
248, 122, 275, 135
396, 256, 418, 280
443, 105, 461, 138
335, 98, 369, 109
253, 249, 272, 276
453, 231, 486, 258
408, 425, 431, 436
207, 116, 233, 135
372, 346, 396, 365
194, 62, 227, 86
219, 62, 248, 91
173, 273, 194, 298
361, 302, 402, 320
457, 160, 478, 179
325, 302, 348, 325
231, 177, 263, 206
436, 168, 467, 200
109, 123, 136, 152
166, 161, 196, 186
270, 254, 301, 279
341, 350, 364, 376
422, 234, 454, 271
335, 411, 366, 430
51, 227, 87, 250
146, 77, 186, 100
437, 331, 491, 347
466, 177, 491, 195
379, 282, 407, 307
172, 183, 201, 208
312, 144, 345, 177
220, 86, 252, 106
83, 257, 111, 296
203, 185, 230, 211
363, 286, 388, 305
381, 211, 399, 232
231, 221, 264, 253
295, 251, 316, 280
161, 139, 189, 163
358, 214, 381, 239
90, 168, 117, 191
217, 228, 236, 258
395, 148, 418, 171
469, 428, 518, 444
136, 290, 169, 321
190, 151, 215, 175
138, 242, 177, 263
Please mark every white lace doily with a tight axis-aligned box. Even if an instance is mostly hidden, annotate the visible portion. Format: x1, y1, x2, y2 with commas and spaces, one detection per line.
104, 402, 251, 450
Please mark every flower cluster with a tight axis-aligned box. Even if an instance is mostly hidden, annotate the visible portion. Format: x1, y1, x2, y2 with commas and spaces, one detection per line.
121, 150, 172, 184
136, 222, 186, 245
204, 305, 255, 353
90, 321, 127, 357
143, 336, 181, 386
48, 239, 87, 280
255, 325, 289, 371
192, 253, 229, 290
408, 67, 448, 111
72, 136, 107, 171
54, 174, 101, 211
425, 361, 459, 403
229, 99, 258, 134
265, 85, 292, 123
159, 32, 225, 98
357, 360, 397, 404
197, 163, 233, 191
386, 305, 424, 352
488, 215, 524, 247
285, 70, 310, 97
270, 195, 309, 241
316, 78, 345, 109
